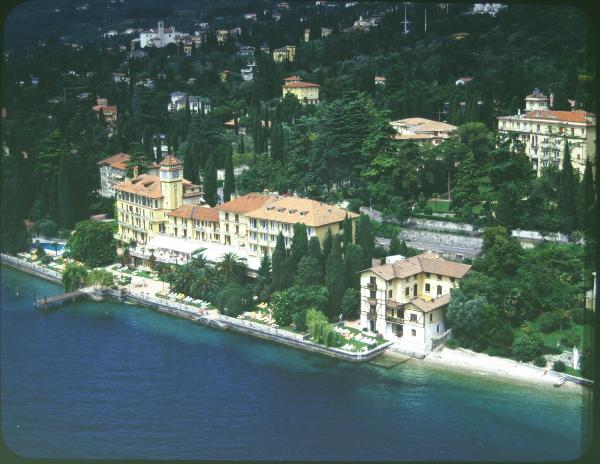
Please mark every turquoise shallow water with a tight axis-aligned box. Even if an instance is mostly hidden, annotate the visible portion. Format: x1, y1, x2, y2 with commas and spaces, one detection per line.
0, 265, 589, 460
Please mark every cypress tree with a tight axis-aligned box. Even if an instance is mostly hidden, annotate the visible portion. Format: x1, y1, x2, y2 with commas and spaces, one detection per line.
271, 232, 288, 291
270, 121, 285, 162
289, 223, 308, 276
256, 251, 272, 301
342, 214, 353, 251
223, 148, 235, 202
343, 243, 365, 289
322, 227, 333, 259
48, 178, 59, 222
308, 235, 324, 279
325, 235, 345, 318
355, 215, 374, 263
578, 159, 595, 233
0, 162, 29, 253
389, 235, 402, 255
203, 152, 217, 206
57, 152, 75, 230
558, 141, 578, 234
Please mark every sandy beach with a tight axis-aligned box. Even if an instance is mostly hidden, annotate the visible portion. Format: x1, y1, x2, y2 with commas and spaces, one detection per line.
418, 347, 585, 390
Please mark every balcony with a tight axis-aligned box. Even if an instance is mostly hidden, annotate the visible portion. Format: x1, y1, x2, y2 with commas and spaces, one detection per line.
367, 297, 377, 305
386, 299, 400, 309
386, 315, 404, 325
366, 283, 377, 290
366, 311, 377, 321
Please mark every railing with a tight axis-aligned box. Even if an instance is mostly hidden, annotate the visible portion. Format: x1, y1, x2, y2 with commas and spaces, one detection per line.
1, 254, 62, 281
366, 311, 377, 321
366, 283, 377, 290
386, 315, 404, 324
218, 314, 306, 342
367, 297, 377, 305
386, 299, 400, 308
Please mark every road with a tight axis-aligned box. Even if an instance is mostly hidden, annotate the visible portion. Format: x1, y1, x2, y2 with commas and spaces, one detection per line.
375, 237, 481, 259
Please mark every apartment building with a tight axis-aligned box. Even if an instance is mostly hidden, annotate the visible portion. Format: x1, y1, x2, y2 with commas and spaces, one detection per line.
497, 89, 596, 176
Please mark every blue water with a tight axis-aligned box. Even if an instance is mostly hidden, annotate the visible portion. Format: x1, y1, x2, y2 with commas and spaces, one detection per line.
1, 265, 589, 460
32, 243, 65, 253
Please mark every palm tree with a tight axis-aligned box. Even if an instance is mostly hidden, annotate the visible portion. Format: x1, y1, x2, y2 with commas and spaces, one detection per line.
216, 252, 248, 284
52, 240, 59, 256
191, 267, 220, 301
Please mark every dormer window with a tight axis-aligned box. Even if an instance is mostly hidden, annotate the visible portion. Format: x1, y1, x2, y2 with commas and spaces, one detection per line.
266, 206, 275, 211
299, 210, 308, 216
288, 209, 297, 214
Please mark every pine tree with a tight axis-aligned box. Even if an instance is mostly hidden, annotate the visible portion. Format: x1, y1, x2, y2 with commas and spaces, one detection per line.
271, 232, 289, 291
325, 235, 345, 318
223, 148, 235, 202
0, 161, 29, 253
203, 152, 217, 206
48, 178, 59, 222
558, 141, 578, 234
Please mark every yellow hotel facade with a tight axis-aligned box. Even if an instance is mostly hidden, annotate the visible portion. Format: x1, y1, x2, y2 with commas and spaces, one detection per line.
282, 76, 320, 105
114, 157, 357, 263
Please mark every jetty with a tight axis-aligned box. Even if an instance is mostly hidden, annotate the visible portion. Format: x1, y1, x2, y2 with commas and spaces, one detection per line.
34, 287, 99, 309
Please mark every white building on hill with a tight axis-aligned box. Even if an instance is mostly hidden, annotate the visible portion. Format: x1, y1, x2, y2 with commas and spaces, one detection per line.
140, 21, 178, 48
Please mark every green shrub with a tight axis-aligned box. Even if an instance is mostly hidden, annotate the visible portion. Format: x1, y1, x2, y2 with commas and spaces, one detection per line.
512, 331, 545, 361
488, 324, 514, 349
486, 345, 513, 358
560, 330, 580, 348
553, 360, 566, 372
423, 206, 433, 215
538, 312, 559, 333
571, 308, 593, 325
445, 338, 458, 349
543, 344, 562, 355
534, 356, 547, 367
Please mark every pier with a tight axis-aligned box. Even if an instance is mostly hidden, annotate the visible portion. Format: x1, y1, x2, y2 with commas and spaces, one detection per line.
34, 287, 101, 309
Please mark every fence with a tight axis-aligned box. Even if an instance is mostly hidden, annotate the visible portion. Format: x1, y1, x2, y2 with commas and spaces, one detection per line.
218, 314, 306, 342
1, 253, 62, 283
430, 329, 452, 352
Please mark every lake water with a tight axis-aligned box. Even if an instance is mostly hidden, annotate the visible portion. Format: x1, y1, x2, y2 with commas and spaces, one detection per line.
1, 265, 590, 460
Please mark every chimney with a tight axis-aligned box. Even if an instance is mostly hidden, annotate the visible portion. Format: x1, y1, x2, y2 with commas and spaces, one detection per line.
133, 165, 139, 177
549, 93, 554, 108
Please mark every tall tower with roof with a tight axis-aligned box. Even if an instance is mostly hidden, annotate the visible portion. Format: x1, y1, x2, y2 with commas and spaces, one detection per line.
159, 155, 183, 211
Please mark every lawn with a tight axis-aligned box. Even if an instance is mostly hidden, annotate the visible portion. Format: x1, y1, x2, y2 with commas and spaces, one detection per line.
527, 320, 588, 351
426, 199, 450, 213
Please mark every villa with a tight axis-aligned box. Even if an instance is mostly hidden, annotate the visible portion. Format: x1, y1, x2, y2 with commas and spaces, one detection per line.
360, 253, 471, 355
390, 117, 457, 146
282, 76, 320, 104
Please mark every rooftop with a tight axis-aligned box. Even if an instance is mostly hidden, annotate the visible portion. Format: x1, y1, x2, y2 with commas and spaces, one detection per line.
407, 293, 451, 313
365, 252, 471, 281
498, 109, 596, 124
98, 153, 128, 170
216, 192, 274, 213
245, 196, 358, 227
168, 204, 219, 222
116, 174, 162, 198
390, 117, 457, 133
159, 155, 182, 166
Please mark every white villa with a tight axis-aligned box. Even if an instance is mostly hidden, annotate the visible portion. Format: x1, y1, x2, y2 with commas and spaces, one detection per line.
360, 253, 471, 355
390, 117, 457, 145
140, 22, 180, 48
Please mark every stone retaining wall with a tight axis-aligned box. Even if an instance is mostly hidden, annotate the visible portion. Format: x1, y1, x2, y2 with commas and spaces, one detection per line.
398, 229, 483, 251
1, 254, 62, 284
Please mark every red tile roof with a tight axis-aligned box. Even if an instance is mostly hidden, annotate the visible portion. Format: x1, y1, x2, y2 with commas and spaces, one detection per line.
159, 155, 182, 166
216, 192, 273, 213
98, 153, 129, 170
523, 110, 593, 124
283, 81, 320, 88
168, 204, 219, 221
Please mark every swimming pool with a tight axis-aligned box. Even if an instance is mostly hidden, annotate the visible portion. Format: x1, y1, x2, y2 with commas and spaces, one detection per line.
32, 242, 66, 254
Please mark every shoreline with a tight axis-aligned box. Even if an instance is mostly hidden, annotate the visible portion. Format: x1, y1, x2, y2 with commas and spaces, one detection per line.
1, 257, 592, 390
415, 347, 588, 390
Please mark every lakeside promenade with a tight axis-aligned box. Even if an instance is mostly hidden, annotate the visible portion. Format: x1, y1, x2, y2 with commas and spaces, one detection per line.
1, 253, 391, 363
1, 253, 592, 388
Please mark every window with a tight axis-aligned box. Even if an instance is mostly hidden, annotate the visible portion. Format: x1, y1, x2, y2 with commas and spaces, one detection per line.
235, 214, 239, 222
405, 287, 409, 296
370, 304, 376, 312
425, 283, 431, 293
571, 128, 575, 136
370, 291, 376, 299
426, 273, 431, 278
437, 324, 440, 333
436, 275, 442, 280
411, 329, 416, 337
388, 290, 392, 298
370, 276, 376, 285
450, 277, 455, 283
430, 314, 433, 322
410, 314, 417, 322
225, 213, 229, 221
413, 283, 417, 296
437, 285, 442, 297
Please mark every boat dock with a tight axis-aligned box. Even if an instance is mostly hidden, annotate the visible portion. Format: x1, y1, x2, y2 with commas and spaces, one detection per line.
34, 287, 98, 309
